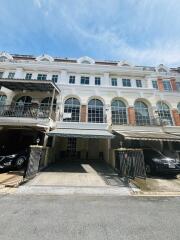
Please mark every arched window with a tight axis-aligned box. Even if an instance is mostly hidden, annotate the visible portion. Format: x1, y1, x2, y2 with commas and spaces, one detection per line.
63, 98, 80, 122
156, 101, 173, 125
177, 103, 180, 114
111, 99, 127, 125
88, 99, 104, 123
134, 101, 150, 125
16, 96, 32, 106
0, 95, 7, 105
41, 97, 56, 107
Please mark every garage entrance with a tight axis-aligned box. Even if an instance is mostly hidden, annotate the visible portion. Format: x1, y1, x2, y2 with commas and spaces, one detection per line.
52, 137, 109, 163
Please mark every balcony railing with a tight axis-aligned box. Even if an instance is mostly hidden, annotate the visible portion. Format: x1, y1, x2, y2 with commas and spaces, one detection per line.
0, 104, 56, 120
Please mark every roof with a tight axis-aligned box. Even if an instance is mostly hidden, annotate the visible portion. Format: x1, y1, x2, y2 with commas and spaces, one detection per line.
0, 78, 60, 93
114, 131, 180, 142
48, 128, 114, 139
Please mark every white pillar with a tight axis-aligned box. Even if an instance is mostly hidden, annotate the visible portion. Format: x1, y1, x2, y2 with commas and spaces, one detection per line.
14, 68, 23, 79
60, 70, 67, 84
103, 72, 110, 86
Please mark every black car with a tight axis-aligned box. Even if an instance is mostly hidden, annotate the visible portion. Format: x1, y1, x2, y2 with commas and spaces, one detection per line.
143, 149, 180, 175
0, 146, 29, 170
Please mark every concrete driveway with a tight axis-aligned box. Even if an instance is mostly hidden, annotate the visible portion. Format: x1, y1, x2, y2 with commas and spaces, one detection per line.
26, 161, 125, 188
132, 174, 180, 193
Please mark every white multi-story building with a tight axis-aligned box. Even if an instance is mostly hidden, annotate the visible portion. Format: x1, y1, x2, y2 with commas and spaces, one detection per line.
0, 52, 180, 167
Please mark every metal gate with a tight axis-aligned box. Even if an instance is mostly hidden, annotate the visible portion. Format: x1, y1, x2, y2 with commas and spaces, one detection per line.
115, 149, 146, 179
24, 146, 45, 179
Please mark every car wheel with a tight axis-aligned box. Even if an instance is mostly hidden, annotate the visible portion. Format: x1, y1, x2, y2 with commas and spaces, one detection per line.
145, 164, 152, 175
15, 157, 25, 169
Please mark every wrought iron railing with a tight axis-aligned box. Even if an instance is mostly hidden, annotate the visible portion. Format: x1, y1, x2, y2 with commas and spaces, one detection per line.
0, 104, 56, 120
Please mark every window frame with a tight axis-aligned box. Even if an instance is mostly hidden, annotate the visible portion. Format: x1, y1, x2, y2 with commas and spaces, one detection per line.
95, 77, 101, 86
52, 74, 58, 83
152, 80, 158, 89
136, 79, 142, 88
81, 76, 89, 85
163, 80, 172, 92
69, 75, 76, 84
111, 78, 117, 86
111, 100, 128, 125
37, 74, 47, 81
8, 72, 15, 79
25, 73, 32, 80
0, 72, 4, 78
122, 78, 131, 87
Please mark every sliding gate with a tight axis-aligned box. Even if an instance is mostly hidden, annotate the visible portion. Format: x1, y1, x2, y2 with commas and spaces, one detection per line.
115, 149, 146, 180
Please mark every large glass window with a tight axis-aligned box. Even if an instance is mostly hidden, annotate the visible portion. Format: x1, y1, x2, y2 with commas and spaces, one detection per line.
0, 95, 7, 105
69, 76, 75, 84
176, 82, 180, 92
134, 101, 150, 125
0, 72, 4, 78
81, 76, 89, 85
41, 97, 56, 107
37, 74, 47, 80
63, 98, 80, 122
16, 96, 32, 106
111, 100, 127, 125
122, 79, 131, 87
163, 80, 172, 91
111, 78, 117, 86
67, 138, 77, 152
156, 101, 173, 125
25, 73, 32, 80
152, 80, 158, 89
88, 99, 104, 123
52, 75, 58, 83
136, 80, 142, 88
95, 77, 101, 85
8, 72, 15, 79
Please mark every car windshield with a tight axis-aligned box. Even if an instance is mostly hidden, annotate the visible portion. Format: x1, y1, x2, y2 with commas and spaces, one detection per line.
152, 151, 165, 158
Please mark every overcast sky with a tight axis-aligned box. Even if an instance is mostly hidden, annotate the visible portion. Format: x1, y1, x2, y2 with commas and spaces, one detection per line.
0, 0, 180, 66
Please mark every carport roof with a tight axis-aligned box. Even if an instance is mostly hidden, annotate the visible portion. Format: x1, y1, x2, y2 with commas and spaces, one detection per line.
47, 128, 114, 139
0, 78, 60, 92
114, 131, 180, 142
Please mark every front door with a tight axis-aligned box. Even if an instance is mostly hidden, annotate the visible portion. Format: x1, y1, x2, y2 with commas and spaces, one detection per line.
88, 139, 99, 160
66, 137, 79, 160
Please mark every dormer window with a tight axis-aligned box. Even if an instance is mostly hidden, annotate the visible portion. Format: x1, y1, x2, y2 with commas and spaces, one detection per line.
0, 52, 13, 62
0, 56, 8, 62
36, 54, 54, 62
159, 68, 167, 72
77, 56, 95, 64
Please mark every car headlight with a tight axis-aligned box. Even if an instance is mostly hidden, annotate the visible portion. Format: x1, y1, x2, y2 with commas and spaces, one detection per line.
3, 161, 12, 166
152, 158, 163, 163
7, 154, 17, 158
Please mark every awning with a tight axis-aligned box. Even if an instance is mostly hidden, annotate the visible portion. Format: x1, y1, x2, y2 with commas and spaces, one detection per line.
0, 79, 60, 93
48, 128, 114, 139
114, 131, 180, 142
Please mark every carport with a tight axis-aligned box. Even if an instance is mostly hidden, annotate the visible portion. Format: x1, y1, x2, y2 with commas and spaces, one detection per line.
48, 122, 114, 163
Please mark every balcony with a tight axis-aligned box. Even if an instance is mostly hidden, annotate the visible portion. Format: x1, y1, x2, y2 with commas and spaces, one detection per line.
0, 104, 57, 129
0, 104, 56, 119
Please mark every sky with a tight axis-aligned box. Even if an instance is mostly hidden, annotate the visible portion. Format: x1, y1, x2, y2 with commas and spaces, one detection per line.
0, 0, 180, 66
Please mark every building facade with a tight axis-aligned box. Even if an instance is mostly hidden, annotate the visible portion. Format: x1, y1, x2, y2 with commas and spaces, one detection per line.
0, 52, 180, 168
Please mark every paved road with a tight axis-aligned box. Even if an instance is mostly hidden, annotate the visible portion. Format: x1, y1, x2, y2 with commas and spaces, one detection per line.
0, 194, 179, 240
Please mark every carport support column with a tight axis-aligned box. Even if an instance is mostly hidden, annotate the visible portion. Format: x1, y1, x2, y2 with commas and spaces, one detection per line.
49, 88, 56, 119
128, 106, 136, 125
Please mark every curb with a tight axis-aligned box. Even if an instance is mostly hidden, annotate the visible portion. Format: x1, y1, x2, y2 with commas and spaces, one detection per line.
132, 191, 180, 197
